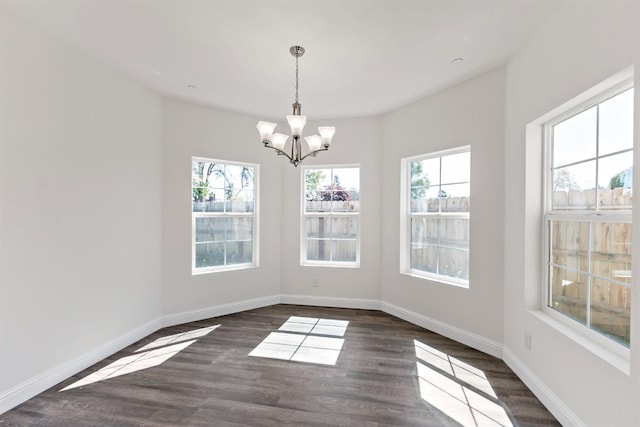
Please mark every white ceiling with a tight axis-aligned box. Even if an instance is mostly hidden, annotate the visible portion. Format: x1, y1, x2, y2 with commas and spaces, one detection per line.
1, 0, 560, 120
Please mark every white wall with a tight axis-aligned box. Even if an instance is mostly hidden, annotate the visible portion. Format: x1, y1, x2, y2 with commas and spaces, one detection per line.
503, 2, 640, 426
380, 68, 506, 347
280, 116, 383, 304
161, 99, 282, 317
0, 10, 162, 402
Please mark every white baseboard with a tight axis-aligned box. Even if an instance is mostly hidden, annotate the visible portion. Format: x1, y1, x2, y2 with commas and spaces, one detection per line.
280, 294, 381, 310
381, 301, 503, 358
503, 347, 585, 427
160, 295, 281, 328
0, 318, 161, 415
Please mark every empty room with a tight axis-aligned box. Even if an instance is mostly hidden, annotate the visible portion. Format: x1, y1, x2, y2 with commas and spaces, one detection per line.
1, 1, 639, 426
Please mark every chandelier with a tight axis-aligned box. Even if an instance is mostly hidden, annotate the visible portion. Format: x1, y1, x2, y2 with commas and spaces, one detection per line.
257, 46, 335, 167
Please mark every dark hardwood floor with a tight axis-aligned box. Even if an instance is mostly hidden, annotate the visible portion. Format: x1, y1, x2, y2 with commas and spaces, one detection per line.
1, 305, 559, 426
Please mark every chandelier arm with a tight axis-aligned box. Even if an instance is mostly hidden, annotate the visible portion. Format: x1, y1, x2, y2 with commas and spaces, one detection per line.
262, 143, 294, 163
298, 146, 330, 163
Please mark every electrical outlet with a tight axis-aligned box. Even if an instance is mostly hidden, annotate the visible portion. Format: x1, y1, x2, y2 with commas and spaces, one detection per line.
524, 333, 532, 351
312, 278, 319, 287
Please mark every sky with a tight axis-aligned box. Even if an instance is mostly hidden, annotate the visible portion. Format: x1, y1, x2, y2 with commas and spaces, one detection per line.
553, 87, 634, 191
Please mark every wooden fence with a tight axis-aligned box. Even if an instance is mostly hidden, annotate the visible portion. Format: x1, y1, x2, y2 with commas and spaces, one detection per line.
409, 197, 470, 280
550, 187, 632, 345
305, 201, 359, 262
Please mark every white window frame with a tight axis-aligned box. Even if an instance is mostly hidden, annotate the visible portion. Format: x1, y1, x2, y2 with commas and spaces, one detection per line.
300, 164, 361, 268
542, 78, 634, 356
192, 157, 259, 274
400, 146, 470, 287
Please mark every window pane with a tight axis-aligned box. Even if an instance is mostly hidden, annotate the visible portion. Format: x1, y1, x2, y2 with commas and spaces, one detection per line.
550, 220, 589, 271
590, 222, 632, 280
415, 158, 440, 186
411, 186, 440, 213
226, 241, 252, 265
332, 167, 359, 191
307, 239, 330, 261
224, 164, 244, 190
410, 217, 469, 278
439, 218, 469, 250
590, 280, 630, 346
193, 161, 220, 211
332, 240, 356, 262
552, 161, 596, 210
598, 151, 632, 210
207, 165, 226, 189
439, 184, 470, 213
439, 248, 469, 280
195, 218, 226, 243
550, 268, 588, 325
195, 241, 225, 268
226, 217, 253, 241
306, 217, 330, 239
411, 159, 435, 211
331, 217, 357, 240
411, 218, 438, 247
553, 106, 597, 167
410, 244, 437, 274
441, 151, 470, 184
305, 168, 331, 199
599, 88, 634, 156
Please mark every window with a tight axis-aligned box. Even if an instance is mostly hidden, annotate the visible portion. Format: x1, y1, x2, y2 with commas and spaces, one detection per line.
192, 158, 258, 273
544, 82, 633, 348
401, 147, 470, 286
302, 166, 360, 267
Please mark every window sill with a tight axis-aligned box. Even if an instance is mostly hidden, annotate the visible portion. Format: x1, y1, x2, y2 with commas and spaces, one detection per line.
192, 263, 258, 275
401, 271, 469, 289
528, 309, 630, 375
301, 262, 360, 269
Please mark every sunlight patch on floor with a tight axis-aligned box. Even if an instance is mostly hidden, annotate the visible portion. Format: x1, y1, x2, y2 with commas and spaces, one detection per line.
249, 316, 348, 365
414, 339, 513, 427
60, 325, 220, 391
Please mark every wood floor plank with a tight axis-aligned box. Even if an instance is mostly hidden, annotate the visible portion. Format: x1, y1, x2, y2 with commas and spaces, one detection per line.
0, 305, 560, 426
